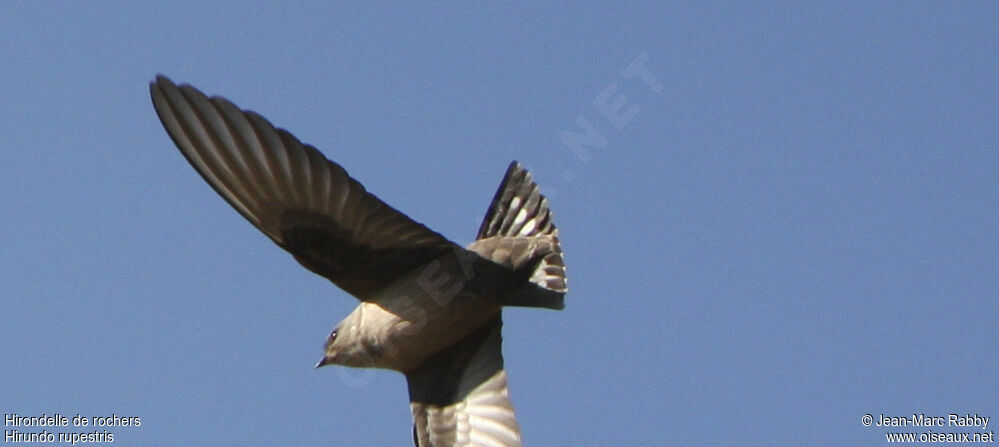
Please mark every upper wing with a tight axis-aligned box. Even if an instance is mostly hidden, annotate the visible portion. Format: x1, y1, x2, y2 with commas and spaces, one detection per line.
150, 75, 456, 300
406, 315, 522, 447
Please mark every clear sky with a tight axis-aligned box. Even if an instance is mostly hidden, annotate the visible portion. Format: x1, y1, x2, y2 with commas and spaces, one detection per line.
2, 2, 996, 446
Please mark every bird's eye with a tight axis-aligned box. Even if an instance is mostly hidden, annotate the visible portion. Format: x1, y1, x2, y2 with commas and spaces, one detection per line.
326, 329, 338, 344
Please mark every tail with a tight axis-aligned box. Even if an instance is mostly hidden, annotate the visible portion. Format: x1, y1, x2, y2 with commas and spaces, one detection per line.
468, 161, 567, 310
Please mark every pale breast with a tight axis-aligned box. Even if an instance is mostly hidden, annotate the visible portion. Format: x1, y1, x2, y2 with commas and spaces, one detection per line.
366, 266, 502, 371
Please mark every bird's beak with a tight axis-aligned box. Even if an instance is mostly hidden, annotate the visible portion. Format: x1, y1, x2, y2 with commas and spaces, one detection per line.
315, 356, 334, 368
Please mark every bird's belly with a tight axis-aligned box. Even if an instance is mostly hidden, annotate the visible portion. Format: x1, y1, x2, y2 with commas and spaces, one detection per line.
360, 270, 501, 371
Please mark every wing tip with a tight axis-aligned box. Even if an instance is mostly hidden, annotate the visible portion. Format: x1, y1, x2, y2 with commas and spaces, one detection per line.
150, 74, 177, 94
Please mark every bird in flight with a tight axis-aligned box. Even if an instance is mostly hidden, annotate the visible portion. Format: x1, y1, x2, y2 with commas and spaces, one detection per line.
149, 76, 567, 446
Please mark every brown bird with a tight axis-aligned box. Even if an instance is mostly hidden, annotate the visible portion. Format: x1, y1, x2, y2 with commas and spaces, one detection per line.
150, 75, 567, 446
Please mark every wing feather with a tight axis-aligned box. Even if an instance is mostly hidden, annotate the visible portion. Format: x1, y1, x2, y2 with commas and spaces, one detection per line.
150, 76, 457, 299
407, 316, 522, 447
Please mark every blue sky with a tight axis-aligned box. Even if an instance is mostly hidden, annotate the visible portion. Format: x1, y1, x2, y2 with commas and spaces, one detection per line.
2, 2, 996, 446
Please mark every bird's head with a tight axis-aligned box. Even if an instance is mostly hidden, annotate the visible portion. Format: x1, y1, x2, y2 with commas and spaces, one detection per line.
315, 306, 385, 369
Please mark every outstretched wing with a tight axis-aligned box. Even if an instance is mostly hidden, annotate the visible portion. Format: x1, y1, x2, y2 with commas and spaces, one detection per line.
150, 76, 456, 300
406, 315, 522, 447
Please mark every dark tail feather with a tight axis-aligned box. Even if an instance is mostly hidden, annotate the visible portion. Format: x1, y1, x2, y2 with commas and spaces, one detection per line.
504, 283, 565, 310
469, 162, 567, 310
